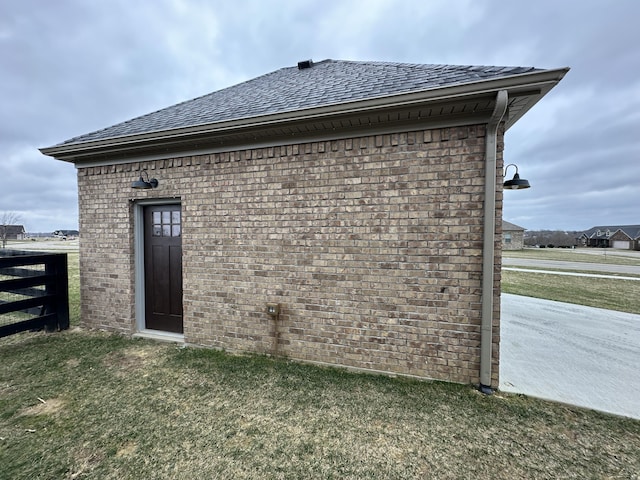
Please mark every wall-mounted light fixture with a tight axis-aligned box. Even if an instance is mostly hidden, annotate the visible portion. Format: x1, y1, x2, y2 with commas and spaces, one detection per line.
503, 164, 530, 190
131, 170, 159, 189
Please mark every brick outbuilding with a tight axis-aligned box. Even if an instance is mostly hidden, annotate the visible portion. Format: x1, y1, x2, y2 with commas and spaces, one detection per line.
41, 60, 567, 390
502, 221, 526, 250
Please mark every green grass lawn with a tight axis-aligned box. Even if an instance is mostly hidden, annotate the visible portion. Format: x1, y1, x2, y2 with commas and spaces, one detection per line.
501, 248, 640, 314
2, 246, 639, 477
67, 252, 80, 326
1, 331, 639, 479
501, 270, 640, 314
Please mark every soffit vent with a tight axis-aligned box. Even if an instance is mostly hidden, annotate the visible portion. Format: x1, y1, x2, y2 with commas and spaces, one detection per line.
297, 59, 313, 70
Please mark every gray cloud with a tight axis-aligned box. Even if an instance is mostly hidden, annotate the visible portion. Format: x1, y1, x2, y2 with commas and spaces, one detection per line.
1, 0, 638, 232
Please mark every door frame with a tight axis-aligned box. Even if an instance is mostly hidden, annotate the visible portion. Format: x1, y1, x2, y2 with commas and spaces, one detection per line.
133, 199, 184, 340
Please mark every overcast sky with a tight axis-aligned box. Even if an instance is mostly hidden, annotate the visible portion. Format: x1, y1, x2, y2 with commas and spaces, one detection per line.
1, 0, 638, 233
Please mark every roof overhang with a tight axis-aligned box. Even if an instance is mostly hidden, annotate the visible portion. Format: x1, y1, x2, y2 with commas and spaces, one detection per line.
41, 67, 569, 166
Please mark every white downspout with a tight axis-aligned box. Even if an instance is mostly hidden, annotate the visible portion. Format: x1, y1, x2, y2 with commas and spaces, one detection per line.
479, 89, 508, 394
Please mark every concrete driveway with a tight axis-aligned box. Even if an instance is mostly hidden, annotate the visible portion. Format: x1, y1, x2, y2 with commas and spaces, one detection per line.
500, 293, 640, 420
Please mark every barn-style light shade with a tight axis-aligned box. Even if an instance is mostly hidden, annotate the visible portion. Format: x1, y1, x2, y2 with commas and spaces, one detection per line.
131, 170, 159, 189
503, 164, 530, 190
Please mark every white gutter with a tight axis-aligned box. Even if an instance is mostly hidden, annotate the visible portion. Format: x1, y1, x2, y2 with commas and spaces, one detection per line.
479, 89, 508, 394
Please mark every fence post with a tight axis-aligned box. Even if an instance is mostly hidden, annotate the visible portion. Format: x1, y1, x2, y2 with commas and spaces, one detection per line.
45, 254, 69, 331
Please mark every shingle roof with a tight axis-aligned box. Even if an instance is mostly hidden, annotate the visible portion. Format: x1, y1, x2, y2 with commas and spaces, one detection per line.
56, 60, 541, 147
581, 225, 640, 239
502, 221, 526, 231
1, 225, 25, 235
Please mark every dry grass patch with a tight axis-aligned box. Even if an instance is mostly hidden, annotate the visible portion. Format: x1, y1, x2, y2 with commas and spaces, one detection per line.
19, 397, 66, 417
69, 446, 107, 480
115, 441, 138, 458
103, 344, 163, 374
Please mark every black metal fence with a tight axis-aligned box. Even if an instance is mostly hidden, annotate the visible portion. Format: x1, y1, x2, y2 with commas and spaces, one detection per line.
0, 250, 69, 337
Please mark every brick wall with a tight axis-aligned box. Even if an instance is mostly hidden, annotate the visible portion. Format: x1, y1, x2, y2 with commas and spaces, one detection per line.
77, 125, 503, 386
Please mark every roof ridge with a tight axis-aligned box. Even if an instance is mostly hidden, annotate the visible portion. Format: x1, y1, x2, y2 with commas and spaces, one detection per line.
323, 59, 539, 70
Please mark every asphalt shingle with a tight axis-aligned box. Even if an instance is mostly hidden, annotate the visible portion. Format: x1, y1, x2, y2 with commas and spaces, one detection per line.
582, 225, 640, 239
57, 60, 540, 147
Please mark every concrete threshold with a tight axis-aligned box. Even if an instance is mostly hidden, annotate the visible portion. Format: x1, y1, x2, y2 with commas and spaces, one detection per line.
133, 329, 185, 344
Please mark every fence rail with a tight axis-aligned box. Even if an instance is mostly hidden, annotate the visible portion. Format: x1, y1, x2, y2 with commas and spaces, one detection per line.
0, 250, 69, 337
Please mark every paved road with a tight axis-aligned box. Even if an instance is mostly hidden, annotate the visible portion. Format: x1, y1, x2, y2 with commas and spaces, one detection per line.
500, 294, 640, 420
502, 257, 640, 275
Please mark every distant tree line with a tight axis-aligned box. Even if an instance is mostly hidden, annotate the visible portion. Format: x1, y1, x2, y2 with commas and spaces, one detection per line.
523, 230, 580, 248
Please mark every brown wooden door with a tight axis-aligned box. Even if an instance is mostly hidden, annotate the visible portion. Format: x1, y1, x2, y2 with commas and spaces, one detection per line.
144, 205, 183, 333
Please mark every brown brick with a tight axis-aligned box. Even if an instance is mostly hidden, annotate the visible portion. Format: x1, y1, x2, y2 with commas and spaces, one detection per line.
76, 125, 502, 387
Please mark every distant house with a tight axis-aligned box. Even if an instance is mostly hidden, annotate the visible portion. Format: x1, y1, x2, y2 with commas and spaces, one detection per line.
579, 225, 640, 250
41, 59, 568, 390
1, 225, 26, 240
502, 221, 525, 250
53, 230, 79, 239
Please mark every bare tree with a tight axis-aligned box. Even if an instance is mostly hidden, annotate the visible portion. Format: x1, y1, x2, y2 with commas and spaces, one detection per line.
1, 211, 22, 248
